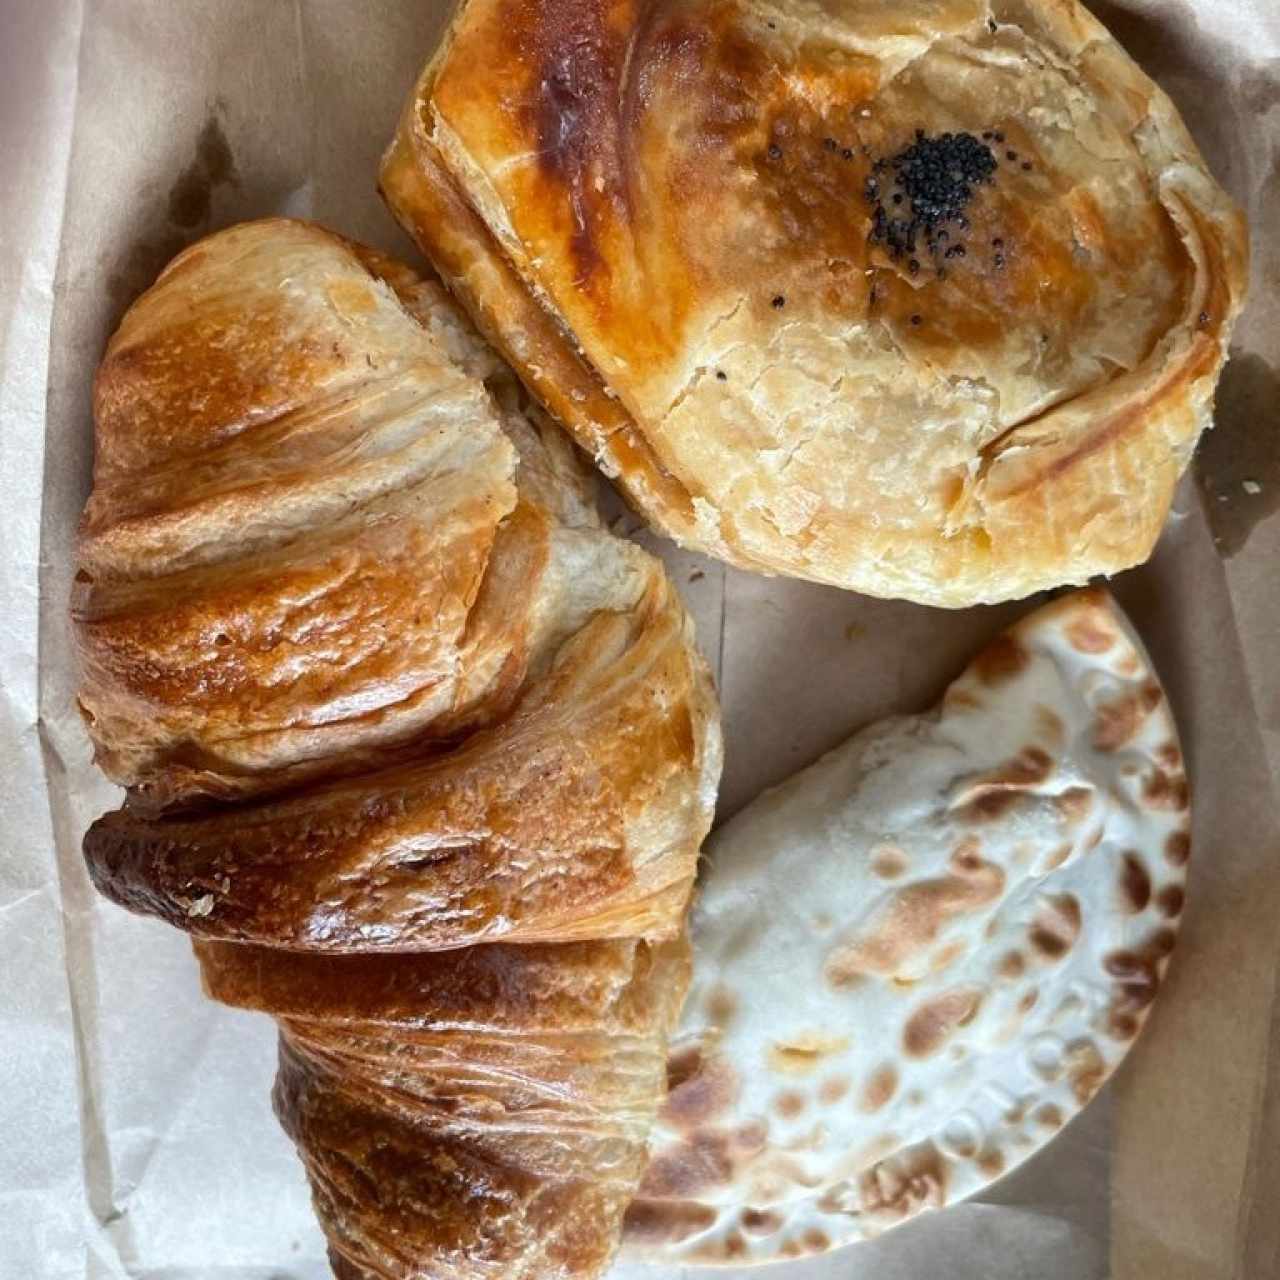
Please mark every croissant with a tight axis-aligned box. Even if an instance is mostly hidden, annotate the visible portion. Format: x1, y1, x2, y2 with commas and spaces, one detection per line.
72, 219, 721, 1278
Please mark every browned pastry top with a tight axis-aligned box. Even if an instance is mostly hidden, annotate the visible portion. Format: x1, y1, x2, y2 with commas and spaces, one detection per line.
73, 220, 722, 1278
74, 219, 720, 952
85, 575, 709, 951
383, 0, 1248, 604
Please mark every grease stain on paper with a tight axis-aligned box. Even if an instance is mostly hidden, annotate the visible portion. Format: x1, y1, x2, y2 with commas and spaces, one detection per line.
105, 110, 239, 322
168, 114, 237, 228
1196, 352, 1280, 556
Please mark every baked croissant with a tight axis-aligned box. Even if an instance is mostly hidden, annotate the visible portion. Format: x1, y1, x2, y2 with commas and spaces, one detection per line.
73, 219, 721, 1278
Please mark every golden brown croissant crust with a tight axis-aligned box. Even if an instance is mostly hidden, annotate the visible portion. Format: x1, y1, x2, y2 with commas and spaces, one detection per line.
84, 576, 703, 952
381, 0, 1249, 606
74, 219, 721, 1279
202, 936, 691, 1280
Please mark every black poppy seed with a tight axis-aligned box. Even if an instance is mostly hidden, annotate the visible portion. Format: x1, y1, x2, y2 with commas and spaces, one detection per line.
1022, 161, 1033, 171
1198, 310, 1210, 327
771, 294, 786, 308
823, 136, 838, 152
842, 147, 854, 160
715, 369, 727, 381
988, 18, 998, 33
994, 131, 1005, 143
861, 130, 996, 264
910, 314, 922, 325
954, 244, 966, 257
992, 237, 1004, 247
768, 143, 782, 159
1006, 150, 1018, 162
982, 131, 994, 140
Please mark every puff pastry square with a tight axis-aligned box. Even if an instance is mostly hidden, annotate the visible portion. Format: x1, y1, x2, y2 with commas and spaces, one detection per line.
382, 0, 1248, 606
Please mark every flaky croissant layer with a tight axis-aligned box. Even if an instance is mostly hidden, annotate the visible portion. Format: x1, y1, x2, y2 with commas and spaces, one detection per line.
74, 219, 721, 1279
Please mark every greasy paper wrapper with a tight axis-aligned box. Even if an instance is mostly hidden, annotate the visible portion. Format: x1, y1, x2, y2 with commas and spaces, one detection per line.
2, 2, 1277, 1277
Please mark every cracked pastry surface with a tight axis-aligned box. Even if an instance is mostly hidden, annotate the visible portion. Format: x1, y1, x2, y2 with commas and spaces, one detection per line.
382, 0, 1247, 605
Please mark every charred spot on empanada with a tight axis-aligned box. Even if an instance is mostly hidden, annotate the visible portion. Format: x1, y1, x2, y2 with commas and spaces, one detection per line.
630, 589, 1190, 1264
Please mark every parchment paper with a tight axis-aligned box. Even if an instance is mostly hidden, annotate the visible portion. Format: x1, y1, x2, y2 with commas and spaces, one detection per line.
2, 2, 1276, 1278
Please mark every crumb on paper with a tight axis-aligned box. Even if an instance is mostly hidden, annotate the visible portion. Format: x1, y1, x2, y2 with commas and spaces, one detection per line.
186, 894, 215, 918
1243, 479, 1262, 495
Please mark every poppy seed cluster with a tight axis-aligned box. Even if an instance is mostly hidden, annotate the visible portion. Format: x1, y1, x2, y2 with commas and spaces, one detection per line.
865, 130, 998, 267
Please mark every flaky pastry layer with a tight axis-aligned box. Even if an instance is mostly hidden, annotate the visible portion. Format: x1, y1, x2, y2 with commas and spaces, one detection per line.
381, 0, 1248, 605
